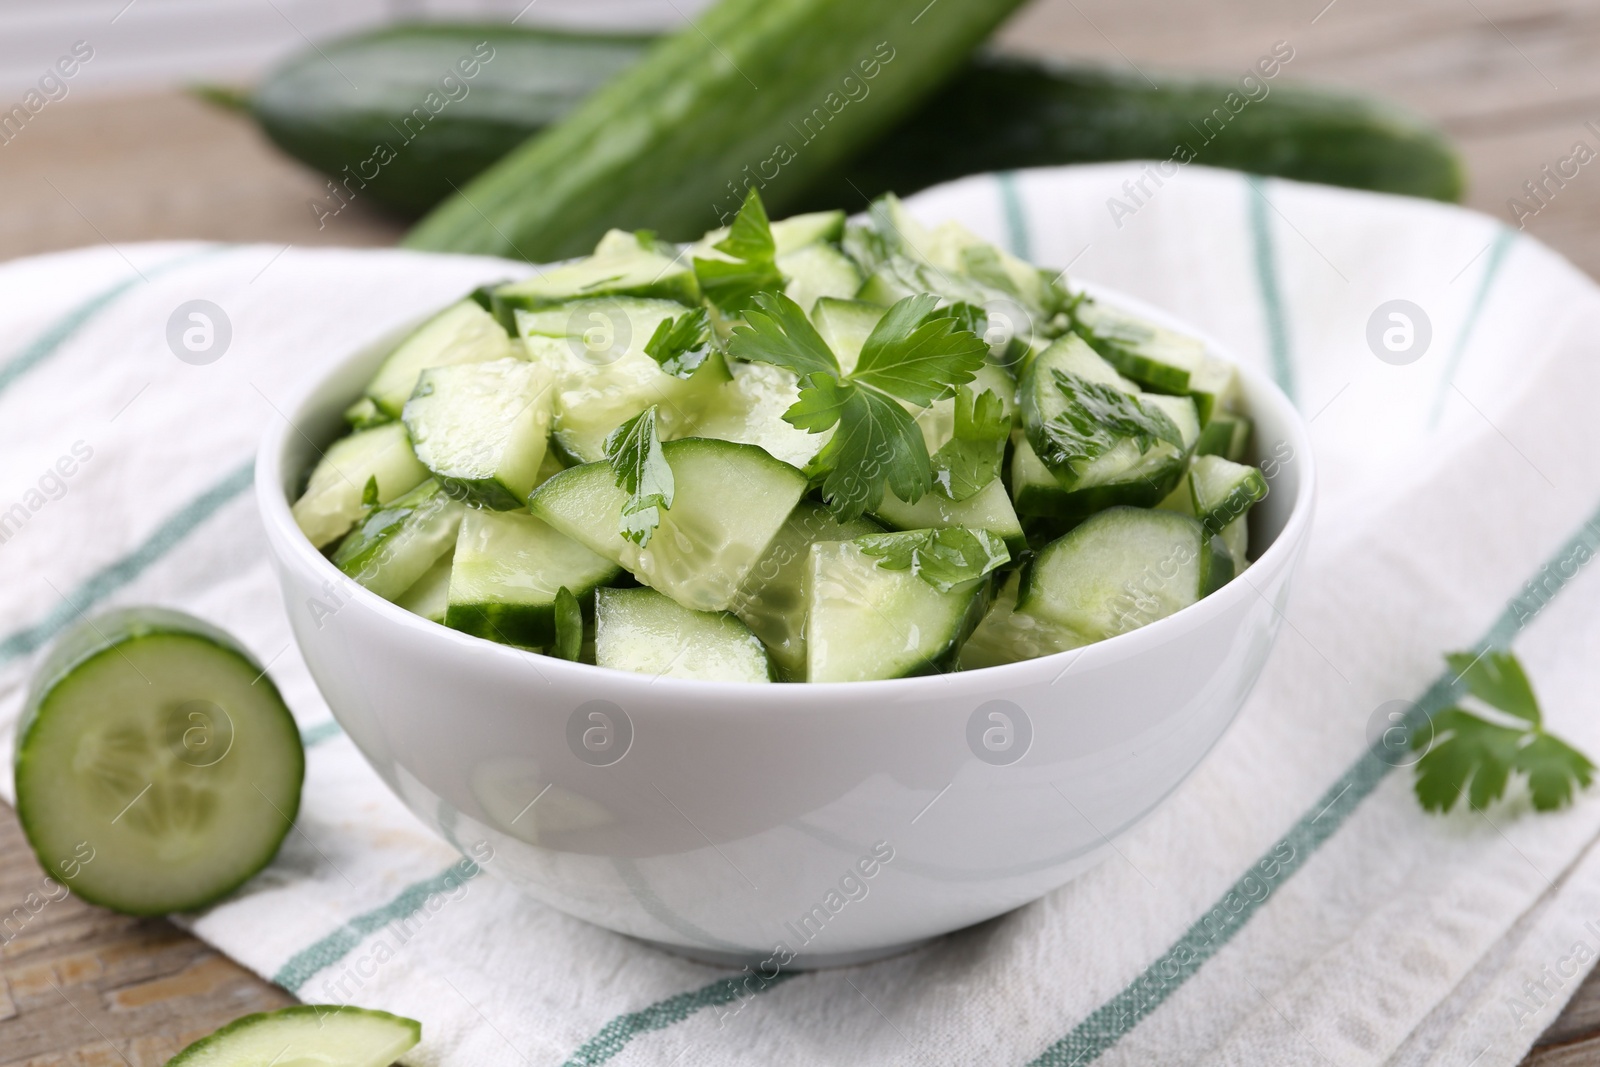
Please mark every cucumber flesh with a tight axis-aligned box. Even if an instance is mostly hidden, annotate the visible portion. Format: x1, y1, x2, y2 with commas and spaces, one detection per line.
529, 437, 808, 612
1143, 393, 1200, 453
394, 551, 453, 624
959, 571, 1084, 669
690, 361, 834, 469
730, 501, 880, 679
873, 478, 1024, 555
1195, 413, 1251, 461
401, 358, 555, 508
1188, 454, 1268, 534
1072, 297, 1204, 394
13, 608, 303, 916
808, 297, 885, 375
1187, 356, 1241, 425
491, 242, 698, 321
446, 509, 619, 649
779, 242, 861, 314
770, 210, 846, 252
291, 422, 427, 549
332, 479, 465, 600
166, 1004, 420, 1067
364, 300, 516, 417
805, 538, 988, 682
1009, 434, 1185, 521
1019, 506, 1233, 642
1220, 514, 1250, 571
596, 587, 772, 681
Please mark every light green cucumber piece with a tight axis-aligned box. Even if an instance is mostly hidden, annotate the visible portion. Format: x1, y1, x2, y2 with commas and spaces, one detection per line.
491, 241, 698, 321
1072, 297, 1204, 394
331, 479, 465, 600
1008, 434, 1186, 520
873, 478, 1024, 555
926, 219, 1050, 309
960, 572, 1085, 670
530, 437, 808, 612
13, 607, 303, 916
1188, 454, 1269, 534
1144, 393, 1201, 453
394, 551, 453, 624
1019, 506, 1233, 642
805, 538, 989, 682
342, 396, 390, 431
445, 509, 619, 649
364, 299, 517, 417
1195, 413, 1252, 461
291, 422, 427, 549
771, 210, 846, 252
1220, 515, 1249, 571
780, 242, 861, 314
514, 296, 686, 353
730, 501, 881, 680
809, 297, 885, 375
166, 1004, 420, 1067
596, 587, 772, 682
402, 357, 555, 508
691, 362, 833, 469
1187, 355, 1242, 425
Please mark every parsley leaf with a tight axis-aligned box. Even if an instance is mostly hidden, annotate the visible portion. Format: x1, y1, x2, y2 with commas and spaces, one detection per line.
808, 387, 930, 521
644, 308, 714, 379
1413, 649, 1595, 813
854, 527, 1010, 593
603, 406, 674, 547
693, 188, 783, 312
932, 386, 1009, 501
1034, 369, 1182, 473
552, 586, 583, 661
728, 291, 839, 379
785, 372, 855, 433
853, 294, 987, 405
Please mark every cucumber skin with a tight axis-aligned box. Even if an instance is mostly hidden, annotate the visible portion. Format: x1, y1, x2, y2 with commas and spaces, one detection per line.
404, 0, 1030, 260
166, 1005, 420, 1067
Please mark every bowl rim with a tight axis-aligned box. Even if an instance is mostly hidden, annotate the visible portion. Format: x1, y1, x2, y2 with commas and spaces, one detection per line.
255, 279, 1317, 697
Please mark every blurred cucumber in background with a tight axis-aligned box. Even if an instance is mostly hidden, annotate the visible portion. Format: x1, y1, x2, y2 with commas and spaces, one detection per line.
205, 3, 1464, 262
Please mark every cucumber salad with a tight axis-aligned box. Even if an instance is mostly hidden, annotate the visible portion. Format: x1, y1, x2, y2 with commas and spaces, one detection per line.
293, 192, 1267, 683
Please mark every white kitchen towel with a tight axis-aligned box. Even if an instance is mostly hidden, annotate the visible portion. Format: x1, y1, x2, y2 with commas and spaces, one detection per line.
2, 163, 1599, 1067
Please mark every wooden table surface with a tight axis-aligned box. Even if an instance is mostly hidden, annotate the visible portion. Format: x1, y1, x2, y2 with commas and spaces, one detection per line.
5, 0, 1600, 1062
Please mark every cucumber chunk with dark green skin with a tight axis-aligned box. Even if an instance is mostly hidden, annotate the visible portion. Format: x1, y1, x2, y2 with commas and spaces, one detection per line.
13, 608, 303, 916
332, 479, 465, 600
166, 1004, 420, 1067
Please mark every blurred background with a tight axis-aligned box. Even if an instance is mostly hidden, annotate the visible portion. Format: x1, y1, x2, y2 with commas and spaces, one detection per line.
1, 0, 1595, 273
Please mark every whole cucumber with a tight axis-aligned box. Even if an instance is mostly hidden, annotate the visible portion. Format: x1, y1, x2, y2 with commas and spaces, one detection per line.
402, 0, 1032, 261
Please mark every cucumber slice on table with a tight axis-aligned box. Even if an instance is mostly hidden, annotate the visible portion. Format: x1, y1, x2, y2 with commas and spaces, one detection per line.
1018, 506, 1234, 642
13, 608, 303, 915
596, 587, 773, 681
402, 358, 555, 508
291, 422, 426, 549
167, 1004, 420, 1067
364, 299, 517, 417
1072, 297, 1204, 394
805, 538, 990, 683
530, 438, 807, 613
394, 551, 452, 624
332, 479, 465, 600
730, 501, 881, 680
445, 509, 620, 649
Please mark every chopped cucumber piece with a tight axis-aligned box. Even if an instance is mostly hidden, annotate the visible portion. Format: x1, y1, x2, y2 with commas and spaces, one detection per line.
771, 210, 846, 252
1143, 393, 1201, 453
596, 587, 772, 681
809, 297, 885, 375
342, 396, 390, 430
445, 509, 619, 649
806, 538, 990, 682
515, 296, 686, 350
530, 438, 808, 612
959, 572, 1084, 670
1025, 332, 1135, 395
332, 479, 465, 600
873, 478, 1024, 555
1009, 434, 1186, 520
491, 243, 698, 322
1220, 515, 1250, 571
394, 551, 453, 624
291, 422, 426, 549
14, 608, 303, 915
402, 358, 555, 508
166, 1005, 420, 1067
1195, 413, 1252, 461
927, 220, 1049, 310
1072, 297, 1204, 394
730, 501, 881, 680
691, 361, 833, 469
1188, 454, 1269, 533
364, 299, 516, 417
1187, 356, 1241, 425
780, 242, 861, 313
1018, 507, 1233, 642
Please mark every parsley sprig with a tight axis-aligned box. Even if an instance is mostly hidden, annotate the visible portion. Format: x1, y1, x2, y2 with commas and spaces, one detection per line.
693, 189, 784, 313
729, 291, 987, 520
644, 307, 714, 379
931, 386, 1008, 501
855, 527, 1010, 593
1414, 650, 1594, 813
603, 405, 674, 547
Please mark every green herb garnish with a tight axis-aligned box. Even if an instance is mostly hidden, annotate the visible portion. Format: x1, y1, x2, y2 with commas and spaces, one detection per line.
1035, 369, 1182, 472
552, 586, 583, 661
603, 405, 674, 547
644, 307, 714, 379
360, 475, 380, 510
932, 386, 1008, 501
854, 527, 1010, 593
693, 189, 783, 312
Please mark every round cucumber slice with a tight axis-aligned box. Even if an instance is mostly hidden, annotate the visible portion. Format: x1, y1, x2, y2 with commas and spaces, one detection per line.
167, 1005, 420, 1067
13, 607, 304, 916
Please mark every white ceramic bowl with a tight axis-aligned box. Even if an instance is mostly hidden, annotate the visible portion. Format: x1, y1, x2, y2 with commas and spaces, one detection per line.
256, 285, 1315, 968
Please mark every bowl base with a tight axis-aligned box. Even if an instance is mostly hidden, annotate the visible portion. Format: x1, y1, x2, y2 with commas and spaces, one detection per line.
632, 934, 938, 971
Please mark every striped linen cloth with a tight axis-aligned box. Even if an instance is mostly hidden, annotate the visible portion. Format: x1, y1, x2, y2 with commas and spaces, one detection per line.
2, 163, 1599, 1066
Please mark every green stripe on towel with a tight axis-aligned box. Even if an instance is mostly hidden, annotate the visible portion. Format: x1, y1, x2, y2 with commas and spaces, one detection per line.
561, 971, 801, 1067
1245, 175, 1296, 403
996, 171, 1032, 262
1427, 227, 1515, 429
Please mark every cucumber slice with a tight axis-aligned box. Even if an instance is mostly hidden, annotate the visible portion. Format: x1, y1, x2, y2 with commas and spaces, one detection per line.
529, 437, 808, 612
959, 571, 1084, 670
491, 243, 698, 322
1220, 515, 1250, 571
1072, 297, 1204, 394
771, 210, 846, 252
873, 478, 1024, 555
596, 587, 772, 681
364, 299, 517, 417
401, 358, 555, 508
332, 479, 465, 600
1187, 356, 1241, 425
291, 422, 427, 549
691, 361, 833, 470
779, 242, 861, 314
1144, 393, 1201, 453
809, 297, 885, 375
342, 396, 390, 431
805, 538, 989, 682
394, 551, 453, 624
445, 509, 620, 649
166, 1004, 420, 1067
1008, 435, 1186, 520
1188, 454, 1269, 533
1018, 507, 1233, 642
1195, 413, 1252, 461
13, 608, 303, 915
515, 296, 685, 354
730, 501, 881, 680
